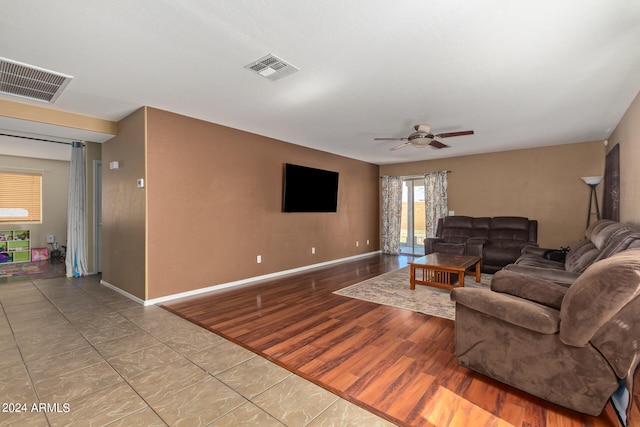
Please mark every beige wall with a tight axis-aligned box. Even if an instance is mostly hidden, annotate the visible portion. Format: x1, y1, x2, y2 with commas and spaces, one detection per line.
0, 154, 69, 252
381, 141, 605, 248
144, 108, 380, 299
101, 108, 147, 300
608, 91, 640, 224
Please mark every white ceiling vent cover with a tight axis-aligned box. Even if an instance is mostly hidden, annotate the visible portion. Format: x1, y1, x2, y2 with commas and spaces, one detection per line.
245, 54, 299, 81
0, 57, 73, 103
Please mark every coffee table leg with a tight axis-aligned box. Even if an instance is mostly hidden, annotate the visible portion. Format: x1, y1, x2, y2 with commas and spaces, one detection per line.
410, 265, 416, 290
459, 269, 465, 287
475, 261, 481, 283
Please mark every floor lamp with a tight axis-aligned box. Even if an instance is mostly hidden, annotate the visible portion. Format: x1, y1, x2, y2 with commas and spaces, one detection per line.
581, 176, 603, 228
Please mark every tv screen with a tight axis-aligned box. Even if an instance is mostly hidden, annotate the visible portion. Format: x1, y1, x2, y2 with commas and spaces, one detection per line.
283, 163, 339, 212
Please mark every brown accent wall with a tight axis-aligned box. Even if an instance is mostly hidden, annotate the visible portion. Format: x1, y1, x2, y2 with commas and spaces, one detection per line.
380, 141, 605, 248
607, 91, 640, 224
145, 108, 380, 299
101, 108, 147, 300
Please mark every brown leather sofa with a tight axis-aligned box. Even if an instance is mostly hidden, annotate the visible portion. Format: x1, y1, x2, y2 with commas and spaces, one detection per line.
451, 249, 640, 424
424, 216, 538, 273
505, 219, 640, 285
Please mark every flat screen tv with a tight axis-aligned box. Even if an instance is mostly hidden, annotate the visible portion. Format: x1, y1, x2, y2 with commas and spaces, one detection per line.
283, 163, 339, 212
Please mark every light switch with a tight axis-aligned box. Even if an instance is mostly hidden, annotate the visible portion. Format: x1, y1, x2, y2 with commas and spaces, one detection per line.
137, 178, 144, 188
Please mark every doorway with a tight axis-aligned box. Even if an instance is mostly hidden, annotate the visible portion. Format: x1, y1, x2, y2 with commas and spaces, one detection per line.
400, 178, 426, 255
93, 160, 102, 273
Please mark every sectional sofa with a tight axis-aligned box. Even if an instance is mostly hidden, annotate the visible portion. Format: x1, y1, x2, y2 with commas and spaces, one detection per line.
505, 219, 640, 285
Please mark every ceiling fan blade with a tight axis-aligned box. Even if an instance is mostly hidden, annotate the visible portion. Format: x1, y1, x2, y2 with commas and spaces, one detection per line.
390, 142, 411, 151
429, 140, 449, 149
374, 137, 407, 141
436, 130, 475, 138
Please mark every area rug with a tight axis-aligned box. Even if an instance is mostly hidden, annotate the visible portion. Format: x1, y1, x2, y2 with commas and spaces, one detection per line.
334, 266, 492, 320
0, 261, 48, 278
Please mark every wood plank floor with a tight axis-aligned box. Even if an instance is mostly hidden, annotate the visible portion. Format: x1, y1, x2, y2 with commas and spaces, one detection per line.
162, 254, 635, 427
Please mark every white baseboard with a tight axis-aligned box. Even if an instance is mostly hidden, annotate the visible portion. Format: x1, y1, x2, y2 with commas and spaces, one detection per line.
100, 279, 146, 305
100, 251, 381, 307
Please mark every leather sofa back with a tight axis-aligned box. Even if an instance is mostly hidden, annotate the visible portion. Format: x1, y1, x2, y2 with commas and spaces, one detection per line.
564, 221, 640, 274
489, 216, 537, 248
439, 216, 475, 243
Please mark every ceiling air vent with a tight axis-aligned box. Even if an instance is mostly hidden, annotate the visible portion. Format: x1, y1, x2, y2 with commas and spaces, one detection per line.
244, 54, 299, 81
0, 57, 73, 103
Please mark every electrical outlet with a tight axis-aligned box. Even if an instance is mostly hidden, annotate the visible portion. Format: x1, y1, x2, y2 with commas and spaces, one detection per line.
356, 241, 359, 247
312, 247, 316, 254
257, 255, 262, 263
366, 239, 370, 245
46, 234, 55, 243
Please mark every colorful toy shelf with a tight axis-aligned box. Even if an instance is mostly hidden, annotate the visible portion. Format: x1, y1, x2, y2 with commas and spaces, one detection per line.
0, 230, 31, 264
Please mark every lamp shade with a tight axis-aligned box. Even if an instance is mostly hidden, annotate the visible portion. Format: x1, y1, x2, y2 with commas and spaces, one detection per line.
581, 176, 603, 185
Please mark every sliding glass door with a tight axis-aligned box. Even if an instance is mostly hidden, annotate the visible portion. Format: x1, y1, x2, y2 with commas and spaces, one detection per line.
400, 178, 426, 255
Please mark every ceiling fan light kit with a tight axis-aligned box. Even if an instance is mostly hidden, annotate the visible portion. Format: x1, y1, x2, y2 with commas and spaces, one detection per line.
375, 124, 474, 151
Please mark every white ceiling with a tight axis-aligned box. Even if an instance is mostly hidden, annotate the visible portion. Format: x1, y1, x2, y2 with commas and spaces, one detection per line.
1, 0, 639, 165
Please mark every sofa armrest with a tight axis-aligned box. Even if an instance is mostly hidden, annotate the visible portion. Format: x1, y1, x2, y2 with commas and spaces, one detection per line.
451, 288, 560, 334
520, 246, 548, 257
424, 237, 443, 254
490, 270, 567, 310
503, 264, 579, 286
465, 238, 487, 257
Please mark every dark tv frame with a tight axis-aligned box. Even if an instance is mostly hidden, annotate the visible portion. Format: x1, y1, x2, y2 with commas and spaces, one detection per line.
282, 163, 339, 213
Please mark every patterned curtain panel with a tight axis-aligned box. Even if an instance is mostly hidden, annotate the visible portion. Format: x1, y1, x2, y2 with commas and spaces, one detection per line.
66, 141, 88, 277
424, 171, 448, 238
381, 176, 403, 255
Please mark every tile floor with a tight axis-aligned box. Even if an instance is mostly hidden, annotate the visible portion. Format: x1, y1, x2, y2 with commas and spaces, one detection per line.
0, 272, 395, 426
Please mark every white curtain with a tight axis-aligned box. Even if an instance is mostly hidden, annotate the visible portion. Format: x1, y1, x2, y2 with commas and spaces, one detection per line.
424, 171, 448, 238
381, 176, 403, 254
66, 141, 88, 277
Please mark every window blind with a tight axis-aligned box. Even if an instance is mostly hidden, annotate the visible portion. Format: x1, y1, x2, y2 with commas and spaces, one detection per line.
0, 171, 42, 223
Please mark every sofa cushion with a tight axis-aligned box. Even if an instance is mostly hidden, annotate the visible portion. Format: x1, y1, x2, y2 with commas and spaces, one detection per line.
432, 242, 466, 255
471, 217, 491, 239
489, 216, 531, 248
591, 222, 627, 251
564, 238, 599, 273
440, 216, 475, 244
483, 246, 523, 267
560, 249, 640, 347
515, 255, 566, 270
595, 228, 640, 262
585, 219, 617, 243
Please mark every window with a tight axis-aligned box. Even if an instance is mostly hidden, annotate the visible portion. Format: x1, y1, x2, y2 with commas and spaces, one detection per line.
0, 170, 42, 223
400, 178, 426, 255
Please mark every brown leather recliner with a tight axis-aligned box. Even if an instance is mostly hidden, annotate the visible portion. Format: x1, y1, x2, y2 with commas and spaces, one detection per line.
425, 216, 538, 273
451, 249, 640, 425
424, 216, 490, 256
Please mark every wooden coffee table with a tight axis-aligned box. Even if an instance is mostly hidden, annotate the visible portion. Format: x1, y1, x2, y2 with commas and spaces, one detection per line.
408, 253, 482, 290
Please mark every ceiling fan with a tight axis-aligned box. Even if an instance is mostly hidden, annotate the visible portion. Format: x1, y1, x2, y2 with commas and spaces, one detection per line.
374, 124, 474, 151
